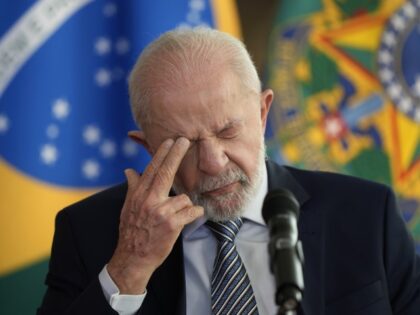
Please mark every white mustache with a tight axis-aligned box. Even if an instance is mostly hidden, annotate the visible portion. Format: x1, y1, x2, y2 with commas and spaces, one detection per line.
198, 167, 248, 194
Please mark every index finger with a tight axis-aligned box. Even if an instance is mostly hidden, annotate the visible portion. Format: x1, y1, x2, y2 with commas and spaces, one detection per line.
151, 137, 190, 198
138, 138, 175, 191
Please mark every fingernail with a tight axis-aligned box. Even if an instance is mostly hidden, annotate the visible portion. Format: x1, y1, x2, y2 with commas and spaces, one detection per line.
177, 137, 190, 147
124, 169, 132, 181
163, 138, 175, 147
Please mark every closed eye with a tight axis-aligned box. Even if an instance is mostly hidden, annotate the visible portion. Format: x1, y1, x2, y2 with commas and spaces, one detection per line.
218, 126, 240, 139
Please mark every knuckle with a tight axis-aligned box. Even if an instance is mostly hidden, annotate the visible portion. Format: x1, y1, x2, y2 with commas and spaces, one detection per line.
184, 207, 192, 219
146, 159, 159, 173
152, 208, 166, 222
148, 159, 159, 171
135, 202, 146, 215
189, 206, 197, 218
141, 198, 154, 213
189, 206, 203, 219
166, 219, 178, 232
178, 194, 191, 206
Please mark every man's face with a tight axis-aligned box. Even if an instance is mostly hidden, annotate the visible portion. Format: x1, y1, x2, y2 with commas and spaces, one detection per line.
141, 69, 272, 221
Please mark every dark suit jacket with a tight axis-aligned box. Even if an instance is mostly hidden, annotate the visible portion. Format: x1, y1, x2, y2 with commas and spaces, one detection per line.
38, 162, 420, 315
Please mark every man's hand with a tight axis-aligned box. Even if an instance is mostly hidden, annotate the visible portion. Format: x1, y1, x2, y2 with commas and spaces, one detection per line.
107, 137, 204, 294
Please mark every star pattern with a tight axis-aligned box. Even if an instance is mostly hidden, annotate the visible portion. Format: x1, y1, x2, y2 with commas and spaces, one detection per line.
46, 124, 59, 139
83, 125, 101, 145
100, 139, 116, 158
179, 0, 208, 28
115, 38, 130, 55
95, 68, 112, 87
40, 144, 58, 165
0, 114, 10, 134
52, 99, 70, 120
122, 139, 138, 157
0, 0, 216, 186
95, 37, 112, 55
103, 2, 117, 17
411, 75, 420, 97
82, 159, 100, 179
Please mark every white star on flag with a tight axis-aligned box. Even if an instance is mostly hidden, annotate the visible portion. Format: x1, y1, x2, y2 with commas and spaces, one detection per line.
190, 0, 205, 11
379, 68, 393, 83
122, 139, 138, 157
103, 2, 117, 17
187, 11, 201, 24
83, 125, 101, 145
95, 37, 112, 55
414, 108, 420, 123
399, 97, 413, 113
388, 83, 402, 99
100, 139, 117, 158
378, 50, 392, 64
0, 114, 9, 134
82, 159, 100, 179
40, 144, 58, 165
95, 68, 112, 87
391, 14, 406, 31
46, 124, 60, 139
52, 99, 70, 120
115, 38, 130, 55
383, 31, 396, 46
411, 75, 420, 97
402, 2, 416, 18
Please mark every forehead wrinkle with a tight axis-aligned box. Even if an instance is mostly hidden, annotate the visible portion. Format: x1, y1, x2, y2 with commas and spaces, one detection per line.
147, 48, 228, 92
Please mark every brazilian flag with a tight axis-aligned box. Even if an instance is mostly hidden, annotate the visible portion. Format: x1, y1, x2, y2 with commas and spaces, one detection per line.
0, 0, 240, 313
265, 0, 420, 250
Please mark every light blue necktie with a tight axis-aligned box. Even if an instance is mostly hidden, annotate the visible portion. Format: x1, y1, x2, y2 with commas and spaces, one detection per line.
206, 218, 259, 315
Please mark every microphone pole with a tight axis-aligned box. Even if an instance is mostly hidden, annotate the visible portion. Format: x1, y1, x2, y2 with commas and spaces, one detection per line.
262, 189, 305, 315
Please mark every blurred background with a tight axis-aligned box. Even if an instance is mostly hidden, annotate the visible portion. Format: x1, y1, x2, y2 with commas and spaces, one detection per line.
0, 0, 419, 313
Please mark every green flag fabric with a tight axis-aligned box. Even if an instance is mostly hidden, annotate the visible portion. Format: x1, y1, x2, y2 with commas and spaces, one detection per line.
265, 0, 420, 251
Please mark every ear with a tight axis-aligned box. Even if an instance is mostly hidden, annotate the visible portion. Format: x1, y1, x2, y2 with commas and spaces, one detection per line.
128, 130, 153, 155
260, 89, 273, 132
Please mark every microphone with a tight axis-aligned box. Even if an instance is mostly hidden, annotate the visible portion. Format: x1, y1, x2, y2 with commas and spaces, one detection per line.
262, 189, 304, 314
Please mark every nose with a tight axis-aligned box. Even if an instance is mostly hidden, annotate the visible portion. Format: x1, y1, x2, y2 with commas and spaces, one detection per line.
197, 139, 229, 176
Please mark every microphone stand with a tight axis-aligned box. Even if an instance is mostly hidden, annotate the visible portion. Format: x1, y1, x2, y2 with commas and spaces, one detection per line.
262, 189, 305, 315
275, 283, 302, 315
269, 228, 304, 315
272, 238, 305, 315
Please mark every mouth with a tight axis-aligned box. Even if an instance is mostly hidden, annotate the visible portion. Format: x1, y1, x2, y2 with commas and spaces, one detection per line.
202, 181, 240, 197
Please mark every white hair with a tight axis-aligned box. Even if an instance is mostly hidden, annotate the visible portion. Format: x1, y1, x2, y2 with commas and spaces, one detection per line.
128, 27, 261, 129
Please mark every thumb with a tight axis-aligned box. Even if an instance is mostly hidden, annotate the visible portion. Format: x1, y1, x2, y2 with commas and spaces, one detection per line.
124, 168, 140, 190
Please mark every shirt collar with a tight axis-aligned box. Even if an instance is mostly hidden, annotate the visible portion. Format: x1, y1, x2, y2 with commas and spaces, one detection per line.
182, 165, 268, 239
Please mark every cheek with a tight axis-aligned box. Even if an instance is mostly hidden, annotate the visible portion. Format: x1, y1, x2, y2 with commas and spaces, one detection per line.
225, 136, 262, 178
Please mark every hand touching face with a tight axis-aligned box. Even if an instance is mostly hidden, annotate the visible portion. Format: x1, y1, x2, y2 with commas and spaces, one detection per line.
107, 137, 204, 294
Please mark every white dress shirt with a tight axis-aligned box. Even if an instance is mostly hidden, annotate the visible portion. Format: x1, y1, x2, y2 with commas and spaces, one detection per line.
99, 166, 277, 314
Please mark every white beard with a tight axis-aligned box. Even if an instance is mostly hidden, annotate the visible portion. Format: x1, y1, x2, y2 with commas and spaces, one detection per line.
173, 140, 266, 222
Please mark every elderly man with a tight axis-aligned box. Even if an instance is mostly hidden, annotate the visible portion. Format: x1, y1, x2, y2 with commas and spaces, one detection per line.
38, 28, 420, 315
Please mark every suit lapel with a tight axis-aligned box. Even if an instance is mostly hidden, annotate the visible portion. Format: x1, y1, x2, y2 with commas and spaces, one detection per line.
266, 161, 325, 315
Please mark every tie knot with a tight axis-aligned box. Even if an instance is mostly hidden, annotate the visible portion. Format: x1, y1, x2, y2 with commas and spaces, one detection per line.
206, 218, 243, 242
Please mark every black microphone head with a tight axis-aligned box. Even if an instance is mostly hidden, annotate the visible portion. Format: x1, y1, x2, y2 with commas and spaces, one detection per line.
262, 189, 300, 223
